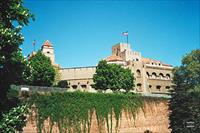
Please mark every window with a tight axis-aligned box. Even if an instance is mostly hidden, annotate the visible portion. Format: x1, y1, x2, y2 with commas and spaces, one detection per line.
47, 51, 50, 54
87, 81, 89, 84
81, 85, 87, 88
149, 85, 152, 88
166, 74, 170, 79
137, 83, 142, 91
156, 85, 161, 91
146, 72, 150, 78
152, 72, 157, 79
148, 85, 152, 92
165, 86, 170, 90
136, 58, 139, 61
72, 85, 77, 89
136, 69, 141, 77
159, 73, 164, 79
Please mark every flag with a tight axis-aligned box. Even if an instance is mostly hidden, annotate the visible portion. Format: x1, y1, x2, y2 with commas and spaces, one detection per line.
32, 40, 36, 46
122, 31, 128, 36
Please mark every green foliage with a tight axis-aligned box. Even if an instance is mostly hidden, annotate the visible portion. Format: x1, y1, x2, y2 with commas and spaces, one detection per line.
0, 104, 29, 133
57, 80, 69, 88
29, 92, 143, 133
0, 0, 33, 115
93, 60, 135, 91
169, 49, 200, 132
53, 66, 61, 85
29, 51, 56, 87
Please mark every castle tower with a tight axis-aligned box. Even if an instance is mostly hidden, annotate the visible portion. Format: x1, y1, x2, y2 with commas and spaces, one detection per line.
41, 40, 55, 64
112, 43, 141, 61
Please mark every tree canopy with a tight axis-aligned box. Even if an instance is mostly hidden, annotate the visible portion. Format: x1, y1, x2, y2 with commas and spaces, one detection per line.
93, 60, 135, 91
29, 51, 55, 87
0, 0, 33, 114
169, 49, 200, 132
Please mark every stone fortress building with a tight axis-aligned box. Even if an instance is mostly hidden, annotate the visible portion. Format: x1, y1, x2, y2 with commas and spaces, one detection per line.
40, 40, 173, 94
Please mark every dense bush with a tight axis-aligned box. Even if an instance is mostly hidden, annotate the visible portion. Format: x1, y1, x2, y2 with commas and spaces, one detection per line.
57, 80, 69, 88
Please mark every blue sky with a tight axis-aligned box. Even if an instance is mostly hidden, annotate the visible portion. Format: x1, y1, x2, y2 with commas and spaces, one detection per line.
22, 0, 200, 68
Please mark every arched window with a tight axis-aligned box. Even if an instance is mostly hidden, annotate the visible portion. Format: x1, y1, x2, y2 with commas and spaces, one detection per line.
81, 85, 87, 88
152, 72, 157, 79
136, 69, 141, 77
148, 85, 152, 92
149, 85, 152, 88
72, 85, 77, 89
165, 86, 170, 90
159, 73, 164, 79
146, 72, 150, 78
137, 83, 142, 91
166, 74, 170, 79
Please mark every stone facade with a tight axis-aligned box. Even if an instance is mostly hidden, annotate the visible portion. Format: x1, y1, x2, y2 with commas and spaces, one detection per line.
39, 41, 173, 94
60, 66, 96, 89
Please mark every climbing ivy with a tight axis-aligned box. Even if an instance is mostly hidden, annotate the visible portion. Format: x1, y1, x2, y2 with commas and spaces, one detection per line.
29, 92, 143, 133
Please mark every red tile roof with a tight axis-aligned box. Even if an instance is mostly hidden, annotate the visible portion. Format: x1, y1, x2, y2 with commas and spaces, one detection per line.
42, 40, 52, 47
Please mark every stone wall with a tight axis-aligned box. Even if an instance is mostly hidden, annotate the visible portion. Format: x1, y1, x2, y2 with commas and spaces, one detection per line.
23, 100, 170, 133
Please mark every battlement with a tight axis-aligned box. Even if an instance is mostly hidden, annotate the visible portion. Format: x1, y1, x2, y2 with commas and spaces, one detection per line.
132, 51, 141, 56
61, 66, 96, 70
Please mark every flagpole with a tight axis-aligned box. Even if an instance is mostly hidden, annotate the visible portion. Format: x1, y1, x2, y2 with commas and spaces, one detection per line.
122, 31, 129, 44
127, 34, 128, 44
33, 40, 36, 52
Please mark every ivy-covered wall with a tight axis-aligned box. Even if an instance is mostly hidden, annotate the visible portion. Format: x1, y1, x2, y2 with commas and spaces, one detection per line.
27, 92, 169, 133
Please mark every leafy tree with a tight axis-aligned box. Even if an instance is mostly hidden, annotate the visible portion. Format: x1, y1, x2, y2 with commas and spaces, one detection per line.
0, 104, 29, 132
93, 60, 134, 91
0, 0, 33, 114
29, 51, 55, 86
57, 80, 69, 88
169, 50, 200, 132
